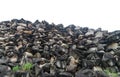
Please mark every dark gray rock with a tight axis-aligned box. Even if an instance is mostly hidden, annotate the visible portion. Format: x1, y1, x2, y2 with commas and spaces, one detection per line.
0, 19, 120, 77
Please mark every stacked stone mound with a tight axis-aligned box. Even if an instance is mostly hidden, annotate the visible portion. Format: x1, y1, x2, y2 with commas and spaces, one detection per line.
0, 18, 120, 77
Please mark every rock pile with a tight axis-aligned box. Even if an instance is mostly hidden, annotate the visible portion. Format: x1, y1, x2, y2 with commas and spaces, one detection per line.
0, 18, 120, 77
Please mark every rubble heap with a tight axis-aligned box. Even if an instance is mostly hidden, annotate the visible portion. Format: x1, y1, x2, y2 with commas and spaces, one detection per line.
0, 19, 120, 77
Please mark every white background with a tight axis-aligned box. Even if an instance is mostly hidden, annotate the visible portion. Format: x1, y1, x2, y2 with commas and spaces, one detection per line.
0, 0, 120, 32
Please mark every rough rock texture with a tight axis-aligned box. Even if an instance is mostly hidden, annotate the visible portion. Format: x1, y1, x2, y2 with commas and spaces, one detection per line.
0, 18, 120, 77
